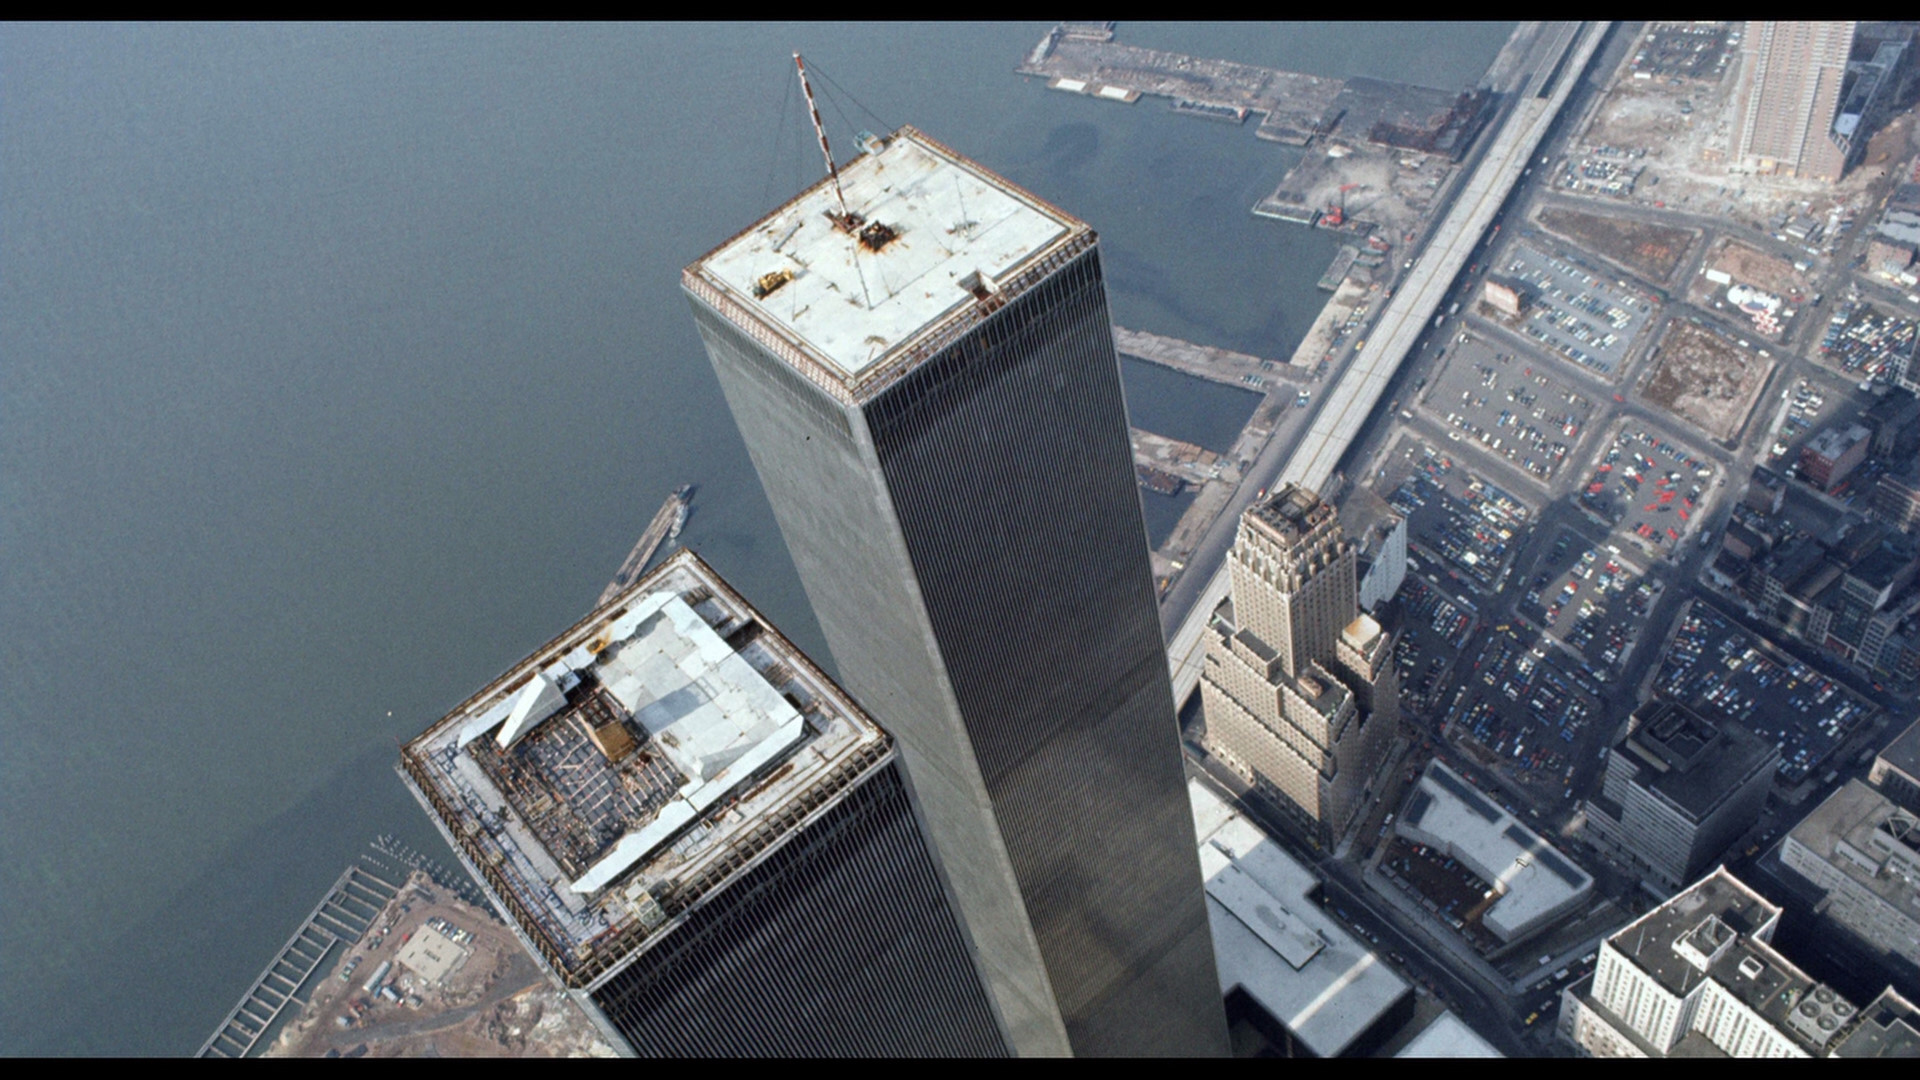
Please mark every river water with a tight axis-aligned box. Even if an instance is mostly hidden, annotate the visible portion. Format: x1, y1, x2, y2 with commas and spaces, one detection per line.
0, 22, 1509, 1053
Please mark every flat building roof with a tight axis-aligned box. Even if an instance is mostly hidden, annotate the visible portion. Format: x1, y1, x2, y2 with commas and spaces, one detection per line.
686, 126, 1087, 400
400, 549, 890, 986
1189, 779, 1410, 1058
1399, 761, 1591, 939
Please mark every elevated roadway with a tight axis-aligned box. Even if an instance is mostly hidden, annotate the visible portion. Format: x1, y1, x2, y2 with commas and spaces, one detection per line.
1166, 22, 1609, 707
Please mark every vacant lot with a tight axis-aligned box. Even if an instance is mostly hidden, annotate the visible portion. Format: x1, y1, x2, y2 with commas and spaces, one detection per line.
1700, 237, 1809, 298
1537, 205, 1697, 285
1642, 319, 1774, 441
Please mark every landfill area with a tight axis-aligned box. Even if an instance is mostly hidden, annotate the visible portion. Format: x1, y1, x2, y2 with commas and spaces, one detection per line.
1649, 601, 1877, 789
1534, 203, 1700, 287
1381, 438, 1534, 594
1497, 243, 1656, 379
1576, 420, 1717, 558
1518, 526, 1663, 683
1565, 22, 1886, 225
263, 872, 614, 1058
1817, 299, 1919, 378
1639, 319, 1775, 443
1420, 332, 1596, 483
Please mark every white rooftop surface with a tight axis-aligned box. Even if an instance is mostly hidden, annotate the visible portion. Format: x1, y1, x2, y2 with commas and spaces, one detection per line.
1396, 1011, 1503, 1058
695, 129, 1074, 380
1189, 780, 1409, 1058
1399, 762, 1591, 938
568, 592, 805, 894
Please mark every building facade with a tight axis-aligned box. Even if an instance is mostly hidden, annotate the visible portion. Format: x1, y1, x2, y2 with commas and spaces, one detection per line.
682, 126, 1224, 1056
1781, 779, 1920, 967
1581, 701, 1778, 892
1732, 22, 1858, 181
398, 550, 1007, 1056
1560, 867, 1920, 1057
1201, 486, 1396, 844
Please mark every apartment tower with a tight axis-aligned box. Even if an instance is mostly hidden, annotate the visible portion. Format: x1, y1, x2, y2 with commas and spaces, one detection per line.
1732, 21, 1858, 181
681, 126, 1225, 1056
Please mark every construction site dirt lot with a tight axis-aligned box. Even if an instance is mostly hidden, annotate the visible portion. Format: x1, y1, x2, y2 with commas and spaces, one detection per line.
1568, 23, 1893, 227
1535, 204, 1698, 286
265, 872, 614, 1059
1697, 237, 1810, 300
1641, 318, 1774, 442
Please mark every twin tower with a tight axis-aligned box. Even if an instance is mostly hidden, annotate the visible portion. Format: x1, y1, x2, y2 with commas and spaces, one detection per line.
683, 127, 1223, 1054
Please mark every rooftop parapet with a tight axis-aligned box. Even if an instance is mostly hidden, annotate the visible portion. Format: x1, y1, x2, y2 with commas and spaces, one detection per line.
683, 126, 1091, 406
399, 549, 889, 987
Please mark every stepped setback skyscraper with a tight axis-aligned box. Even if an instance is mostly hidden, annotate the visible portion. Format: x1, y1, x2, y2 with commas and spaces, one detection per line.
1200, 485, 1397, 844
682, 126, 1225, 1056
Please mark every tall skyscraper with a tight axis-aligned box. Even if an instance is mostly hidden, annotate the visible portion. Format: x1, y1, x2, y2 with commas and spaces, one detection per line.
1732, 21, 1858, 182
681, 126, 1225, 1056
1200, 485, 1397, 844
398, 550, 1008, 1056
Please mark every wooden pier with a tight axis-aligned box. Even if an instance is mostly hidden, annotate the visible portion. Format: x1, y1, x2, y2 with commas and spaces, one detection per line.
196, 861, 397, 1058
598, 488, 689, 606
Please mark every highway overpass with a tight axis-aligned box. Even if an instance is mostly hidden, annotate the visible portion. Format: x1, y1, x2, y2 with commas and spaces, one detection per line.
1166, 22, 1610, 708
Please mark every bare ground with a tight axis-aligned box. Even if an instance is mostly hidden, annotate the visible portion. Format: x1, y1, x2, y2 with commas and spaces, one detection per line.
1535, 205, 1698, 286
1641, 320, 1774, 442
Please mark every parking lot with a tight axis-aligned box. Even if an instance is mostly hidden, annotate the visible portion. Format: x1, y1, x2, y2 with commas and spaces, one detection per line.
1651, 601, 1876, 786
1763, 375, 1847, 467
1378, 834, 1505, 954
1578, 421, 1716, 557
1817, 299, 1918, 380
1392, 573, 1477, 720
1445, 626, 1605, 804
1519, 528, 1663, 682
1629, 23, 1734, 82
1424, 333, 1596, 482
1501, 244, 1657, 377
1384, 440, 1534, 592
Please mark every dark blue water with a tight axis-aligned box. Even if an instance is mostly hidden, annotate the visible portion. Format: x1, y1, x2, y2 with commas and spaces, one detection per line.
0, 22, 1510, 1053
1119, 356, 1266, 455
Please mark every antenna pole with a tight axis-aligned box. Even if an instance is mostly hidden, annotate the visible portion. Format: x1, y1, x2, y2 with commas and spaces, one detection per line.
794, 53, 856, 229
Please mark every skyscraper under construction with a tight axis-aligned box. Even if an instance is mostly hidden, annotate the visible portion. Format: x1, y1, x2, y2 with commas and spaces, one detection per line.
1200, 484, 1398, 846
681, 124, 1225, 1056
398, 550, 1007, 1056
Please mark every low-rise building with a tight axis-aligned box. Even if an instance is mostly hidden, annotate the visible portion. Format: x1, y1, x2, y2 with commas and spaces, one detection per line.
1872, 718, 1920, 814
1397, 761, 1592, 942
1560, 867, 1920, 1057
1483, 278, 1523, 317
1581, 701, 1778, 893
1190, 780, 1414, 1057
1801, 423, 1873, 492
1780, 780, 1920, 968
1395, 1010, 1503, 1057
1744, 466, 1787, 515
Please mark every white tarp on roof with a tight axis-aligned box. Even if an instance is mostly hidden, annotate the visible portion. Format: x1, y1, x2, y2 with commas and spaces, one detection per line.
569, 594, 806, 895
495, 672, 567, 749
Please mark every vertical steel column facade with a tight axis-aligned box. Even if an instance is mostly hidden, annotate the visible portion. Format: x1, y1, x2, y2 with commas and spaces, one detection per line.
588, 760, 1006, 1057
689, 243, 1226, 1056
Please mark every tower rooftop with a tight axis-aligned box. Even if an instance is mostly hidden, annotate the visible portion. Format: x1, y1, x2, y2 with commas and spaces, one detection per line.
1249, 483, 1338, 546
685, 126, 1089, 402
399, 550, 889, 986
